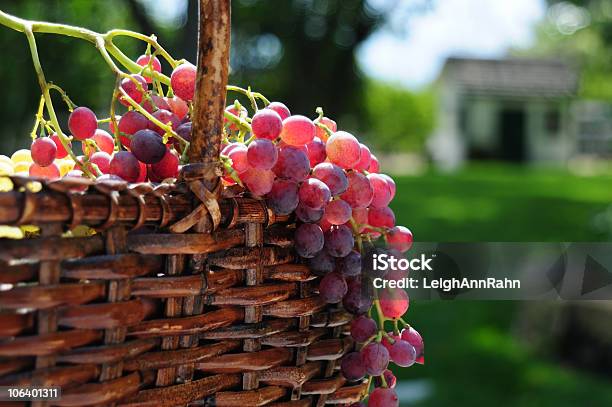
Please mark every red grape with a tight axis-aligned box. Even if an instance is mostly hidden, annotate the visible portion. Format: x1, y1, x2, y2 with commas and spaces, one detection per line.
361, 342, 389, 376
31, 138, 57, 167
368, 206, 395, 228
381, 332, 400, 353
109, 151, 140, 182
341, 172, 373, 208
294, 223, 324, 258
306, 250, 335, 274
380, 174, 396, 200
319, 271, 347, 303
379, 287, 409, 319
119, 74, 148, 107
401, 326, 424, 364
149, 109, 180, 135
368, 173, 393, 208
374, 369, 397, 389
354, 143, 372, 171
323, 199, 352, 225
369, 154, 380, 173
118, 111, 148, 148
306, 137, 326, 167
88, 151, 111, 174
311, 162, 348, 196
142, 94, 170, 113
84, 129, 115, 156
318, 216, 333, 232
29, 162, 60, 179
266, 179, 299, 215
340, 351, 366, 381
224, 104, 247, 132
170, 63, 197, 101
337, 250, 361, 277
280, 115, 315, 146
273, 146, 310, 182
165, 96, 189, 120
247, 138, 278, 170
387, 226, 413, 253
350, 315, 377, 342
241, 168, 275, 196
50, 133, 70, 159
324, 224, 354, 257
131, 129, 166, 164
344, 277, 373, 315
296, 202, 324, 223
136, 54, 162, 83
223, 143, 249, 174
389, 339, 416, 367
369, 388, 399, 407
136, 160, 147, 183
299, 178, 331, 210
150, 148, 179, 179
352, 207, 368, 232
326, 131, 361, 169
267, 101, 291, 120
251, 109, 283, 140
315, 116, 337, 142
68, 107, 97, 140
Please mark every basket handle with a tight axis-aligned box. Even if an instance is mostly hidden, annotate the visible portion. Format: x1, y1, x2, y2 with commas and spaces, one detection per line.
189, 0, 231, 174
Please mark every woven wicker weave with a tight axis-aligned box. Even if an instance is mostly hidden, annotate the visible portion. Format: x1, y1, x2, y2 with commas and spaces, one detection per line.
0, 1, 362, 406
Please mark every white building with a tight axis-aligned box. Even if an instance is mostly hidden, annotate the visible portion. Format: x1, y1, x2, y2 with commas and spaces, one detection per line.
429, 57, 579, 170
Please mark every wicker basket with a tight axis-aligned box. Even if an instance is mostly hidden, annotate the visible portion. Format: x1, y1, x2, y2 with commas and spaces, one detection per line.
0, 1, 362, 405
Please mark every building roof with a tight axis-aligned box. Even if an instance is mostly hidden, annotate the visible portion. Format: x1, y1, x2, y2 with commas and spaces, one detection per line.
441, 57, 578, 98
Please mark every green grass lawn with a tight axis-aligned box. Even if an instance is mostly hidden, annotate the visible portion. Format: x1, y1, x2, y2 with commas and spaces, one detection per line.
387, 164, 612, 406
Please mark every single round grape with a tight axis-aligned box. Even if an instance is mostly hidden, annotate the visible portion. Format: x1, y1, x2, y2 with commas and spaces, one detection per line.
131, 129, 166, 164
306, 250, 335, 274
350, 315, 377, 342
294, 223, 324, 258
150, 149, 179, 180
68, 107, 98, 140
50, 133, 70, 159
401, 326, 424, 364
223, 143, 249, 174
380, 173, 396, 200
368, 173, 393, 208
273, 146, 310, 182
369, 154, 380, 173
389, 339, 416, 367
379, 287, 409, 319
252, 109, 283, 140
119, 74, 148, 106
29, 162, 60, 180
343, 277, 373, 315
118, 111, 148, 148
149, 109, 180, 135
315, 116, 337, 142
361, 342, 389, 376
318, 272, 347, 303
109, 151, 140, 182
354, 143, 372, 172
374, 369, 397, 389
387, 226, 413, 253
143, 94, 171, 113
299, 178, 331, 210
31, 138, 57, 167
267, 101, 291, 120
247, 138, 278, 170
368, 388, 399, 407
170, 63, 197, 101
280, 115, 315, 146
341, 172, 373, 208
306, 137, 326, 167
340, 351, 366, 381
324, 224, 354, 257
326, 131, 361, 169
337, 250, 361, 277
296, 202, 324, 223
368, 206, 395, 228
84, 129, 115, 156
89, 151, 111, 174
311, 162, 348, 196
241, 168, 275, 196
136, 54, 162, 83
266, 179, 299, 215
165, 96, 189, 120
11, 149, 32, 164
323, 199, 351, 225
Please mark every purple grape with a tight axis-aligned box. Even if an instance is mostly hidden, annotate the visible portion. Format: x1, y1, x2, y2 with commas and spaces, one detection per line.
296, 202, 324, 223
318, 271, 347, 303
361, 342, 389, 376
324, 224, 354, 257
340, 351, 366, 381
130, 129, 166, 164
294, 223, 324, 258
273, 145, 310, 182
312, 162, 348, 196
306, 250, 335, 274
350, 315, 377, 342
266, 179, 299, 215
337, 250, 361, 277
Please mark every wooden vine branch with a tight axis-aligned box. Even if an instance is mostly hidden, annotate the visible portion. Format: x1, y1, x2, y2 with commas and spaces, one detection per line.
190, 0, 231, 173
